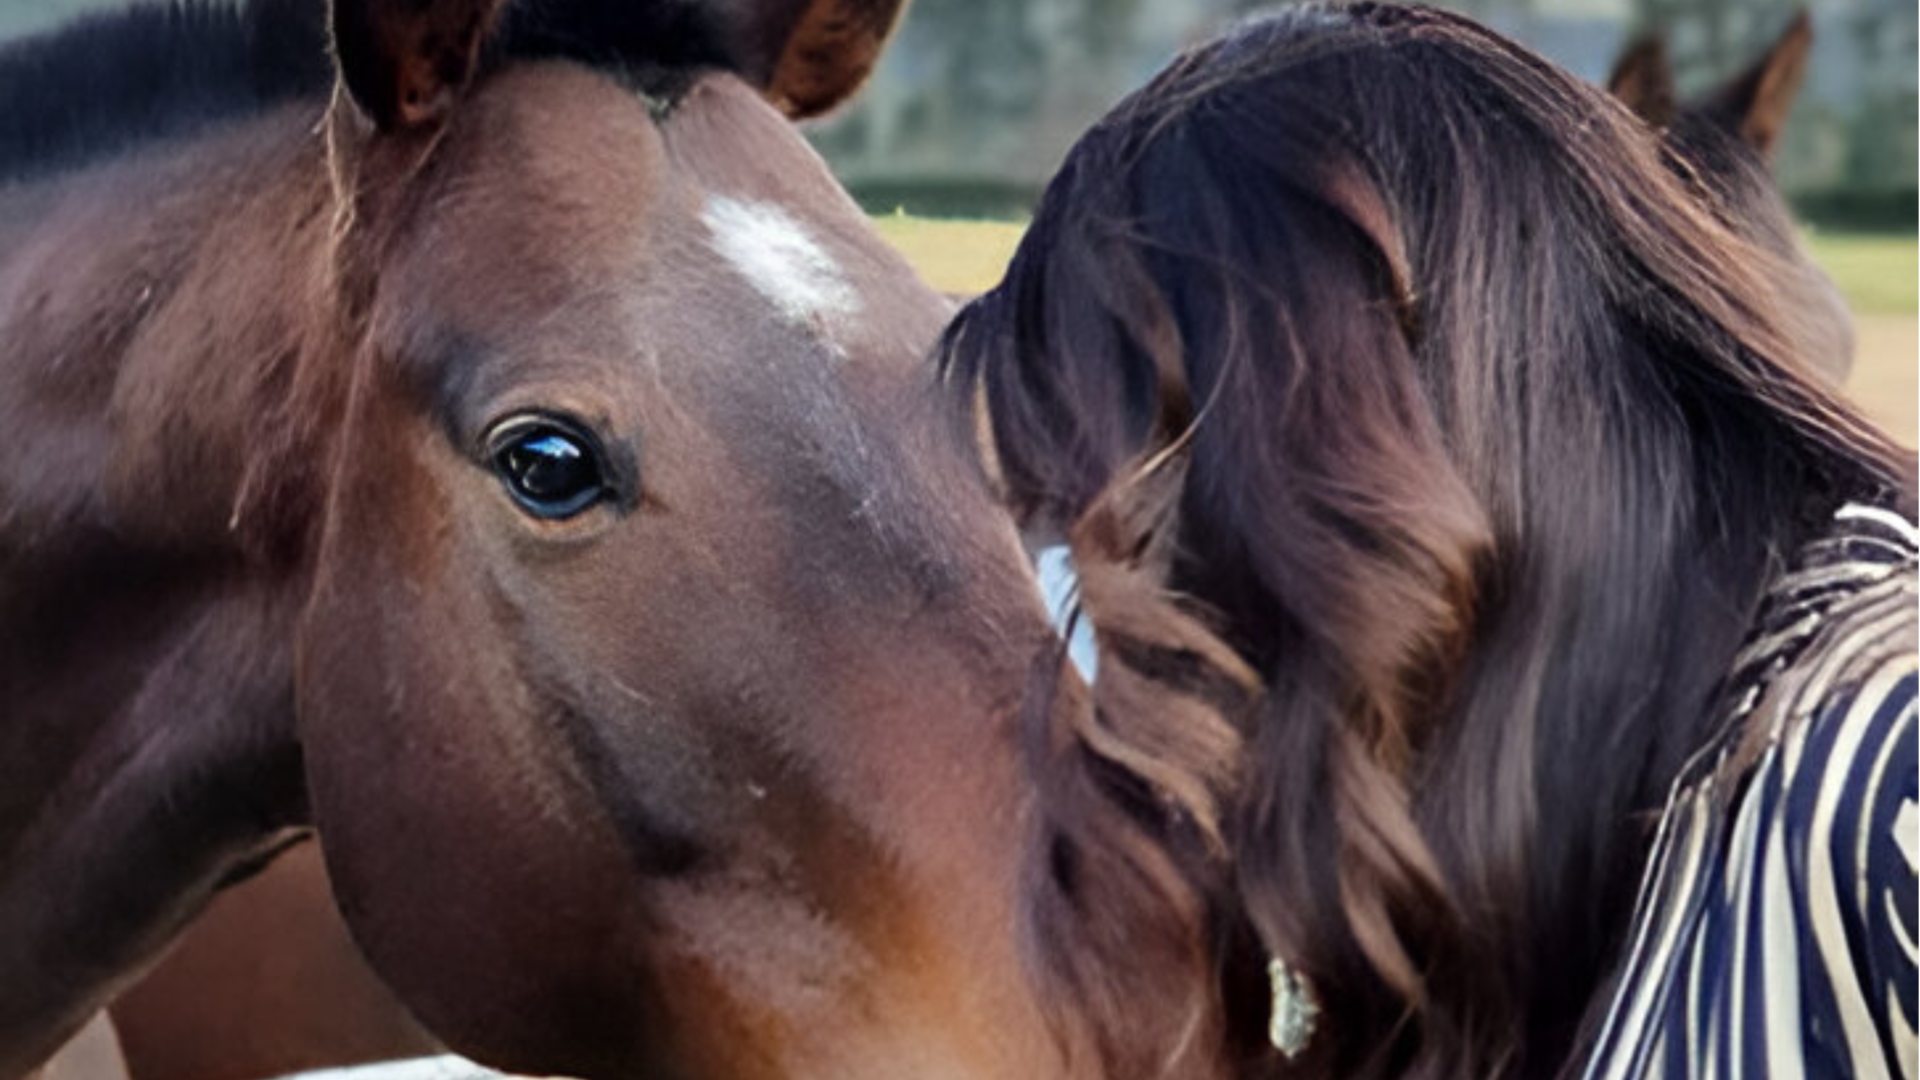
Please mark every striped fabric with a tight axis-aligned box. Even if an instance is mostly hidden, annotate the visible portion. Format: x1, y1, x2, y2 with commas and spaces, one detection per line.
1582, 504, 1918, 1080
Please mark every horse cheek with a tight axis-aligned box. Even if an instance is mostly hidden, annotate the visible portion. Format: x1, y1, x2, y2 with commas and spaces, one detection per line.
292, 436, 647, 1074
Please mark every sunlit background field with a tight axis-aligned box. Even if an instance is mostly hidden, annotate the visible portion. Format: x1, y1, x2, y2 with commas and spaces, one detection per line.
879, 218, 1920, 446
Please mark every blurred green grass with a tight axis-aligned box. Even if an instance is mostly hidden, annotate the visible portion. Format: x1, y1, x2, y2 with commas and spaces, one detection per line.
879, 215, 1918, 319
873, 214, 1025, 297
1804, 233, 1919, 315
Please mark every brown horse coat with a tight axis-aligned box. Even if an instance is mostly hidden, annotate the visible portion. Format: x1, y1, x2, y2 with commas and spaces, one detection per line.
0, 1, 1087, 1078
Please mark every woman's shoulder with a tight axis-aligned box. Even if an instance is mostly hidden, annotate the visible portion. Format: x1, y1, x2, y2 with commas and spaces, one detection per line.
1579, 504, 1916, 1080
1753, 502, 1913, 935
1764, 615, 1916, 1080
1730, 503, 1917, 1079
1770, 621, 1914, 928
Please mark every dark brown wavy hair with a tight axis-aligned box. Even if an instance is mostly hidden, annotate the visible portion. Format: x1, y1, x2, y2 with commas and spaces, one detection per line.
936, 5, 1915, 1079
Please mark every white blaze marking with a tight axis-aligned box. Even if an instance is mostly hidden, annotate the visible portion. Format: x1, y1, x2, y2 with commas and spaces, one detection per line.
702, 196, 861, 328
273, 1056, 532, 1080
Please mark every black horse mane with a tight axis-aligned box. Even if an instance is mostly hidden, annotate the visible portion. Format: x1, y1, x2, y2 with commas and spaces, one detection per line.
0, 0, 731, 181
0, 0, 328, 180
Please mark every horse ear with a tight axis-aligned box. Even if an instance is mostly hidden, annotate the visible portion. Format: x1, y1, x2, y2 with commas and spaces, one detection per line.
718, 0, 910, 119
1607, 34, 1677, 128
1702, 10, 1813, 156
330, 0, 505, 130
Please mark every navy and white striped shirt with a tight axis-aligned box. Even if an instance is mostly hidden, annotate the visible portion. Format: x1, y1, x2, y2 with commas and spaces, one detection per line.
1583, 504, 1918, 1080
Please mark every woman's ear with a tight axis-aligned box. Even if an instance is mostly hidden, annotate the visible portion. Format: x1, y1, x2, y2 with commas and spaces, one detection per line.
330, 0, 505, 130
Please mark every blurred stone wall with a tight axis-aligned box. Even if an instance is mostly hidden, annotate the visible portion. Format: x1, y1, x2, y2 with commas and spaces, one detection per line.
805, 0, 1916, 217
3, 0, 1912, 217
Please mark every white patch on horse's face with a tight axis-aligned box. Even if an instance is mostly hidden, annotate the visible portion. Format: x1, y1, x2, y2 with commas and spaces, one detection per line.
702, 196, 861, 330
271, 1055, 534, 1080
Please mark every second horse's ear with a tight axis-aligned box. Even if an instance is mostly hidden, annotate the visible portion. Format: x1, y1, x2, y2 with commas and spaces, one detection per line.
331, 0, 505, 131
1702, 10, 1814, 157
719, 0, 910, 119
1607, 34, 1677, 129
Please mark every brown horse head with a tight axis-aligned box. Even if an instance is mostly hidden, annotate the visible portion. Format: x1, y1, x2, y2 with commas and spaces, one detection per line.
0, 2, 1078, 1077
1607, 12, 1855, 380
298, 4, 1070, 1076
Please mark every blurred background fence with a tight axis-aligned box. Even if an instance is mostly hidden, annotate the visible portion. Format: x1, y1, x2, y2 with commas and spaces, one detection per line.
3, 0, 1913, 225
805, 0, 1916, 224
821, 0, 1916, 225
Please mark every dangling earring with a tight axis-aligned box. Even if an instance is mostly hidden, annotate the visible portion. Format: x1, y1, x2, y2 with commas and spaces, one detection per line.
1267, 956, 1319, 1059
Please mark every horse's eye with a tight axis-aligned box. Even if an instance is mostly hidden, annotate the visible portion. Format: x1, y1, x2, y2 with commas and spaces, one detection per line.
489, 418, 608, 519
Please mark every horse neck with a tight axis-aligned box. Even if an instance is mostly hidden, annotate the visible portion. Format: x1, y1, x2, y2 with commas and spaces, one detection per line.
1, 101, 341, 560
0, 101, 333, 1077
